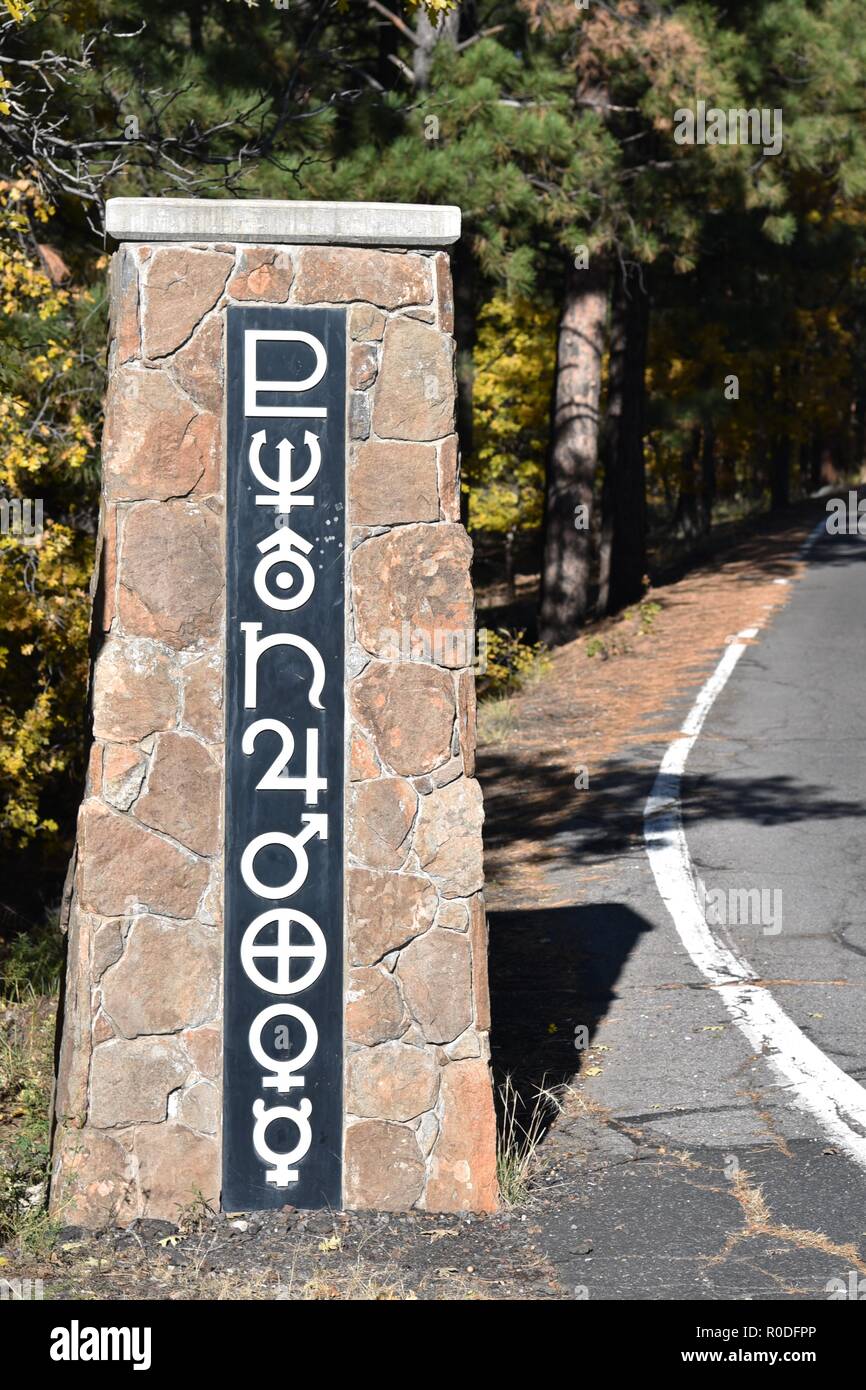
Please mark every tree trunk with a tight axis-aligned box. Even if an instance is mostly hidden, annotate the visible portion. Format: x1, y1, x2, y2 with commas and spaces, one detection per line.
538, 260, 609, 646
854, 391, 866, 477
413, 8, 460, 89
770, 435, 790, 509
186, 2, 204, 53
807, 435, 820, 492
504, 527, 516, 602
674, 425, 702, 539
604, 266, 649, 614
699, 426, 716, 535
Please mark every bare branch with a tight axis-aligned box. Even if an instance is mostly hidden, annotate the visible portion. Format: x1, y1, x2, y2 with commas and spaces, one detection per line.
366, 0, 420, 46
386, 52, 416, 84
456, 25, 506, 52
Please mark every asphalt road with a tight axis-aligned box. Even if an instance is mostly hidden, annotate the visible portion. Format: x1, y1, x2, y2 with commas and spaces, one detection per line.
514, 517, 866, 1300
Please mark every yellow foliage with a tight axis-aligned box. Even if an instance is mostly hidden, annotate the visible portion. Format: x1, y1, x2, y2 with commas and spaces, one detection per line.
467, 296, 556, 534
0, 180, 96, 850
478, 629, 551, 699
2, 1, 33, 22
646, 279, 856, 505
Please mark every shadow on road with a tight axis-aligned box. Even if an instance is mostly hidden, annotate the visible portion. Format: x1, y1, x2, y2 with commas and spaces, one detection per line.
482, 751, 866, 878
488, 901, 654, 1123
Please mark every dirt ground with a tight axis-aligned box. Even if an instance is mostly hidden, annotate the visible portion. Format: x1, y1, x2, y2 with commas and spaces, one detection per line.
0, 501, 825, 1301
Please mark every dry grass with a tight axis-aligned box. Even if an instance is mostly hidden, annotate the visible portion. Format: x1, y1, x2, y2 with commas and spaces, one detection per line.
477, 695, 517, 746
496, 1074, 565, 1206
707, 1167, 866, 1274
0, 996, 59, 1253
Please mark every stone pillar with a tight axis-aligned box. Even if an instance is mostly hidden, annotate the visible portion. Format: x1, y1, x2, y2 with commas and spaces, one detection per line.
51, 198, 498, 1224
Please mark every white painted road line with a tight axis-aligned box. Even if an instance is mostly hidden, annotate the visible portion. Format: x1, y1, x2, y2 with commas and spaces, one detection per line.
643, 523, 866, 1168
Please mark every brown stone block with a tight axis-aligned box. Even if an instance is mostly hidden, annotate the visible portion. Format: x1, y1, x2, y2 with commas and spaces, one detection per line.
346, 965, 405, 1046
425, 1059, 498, 1212
133, 731, 221, 856
180, 649, 223, 742
346, 777, 416, 870
98, 503, 118, 631
437, 434, 461, 522
102, 744, 147, 811
51, 1127, 136, 1228
78, 802, 208, 919
92, 638, 177, 744
89, 1036, 189, 1127
101, 915, 220, 1038
135, 1122, 220, 1219
443, 1028, 482, 1061
344, 1120, 425, 1209
53, 908, 95, 1126
92, 1010, 115, 1045
396, 928, 472, 1044
373, 318, 454, 441
170, 316, 224, 414
103, 367, 218, 502
349, 728, 380, 781
435, 899, 469, 932
349, 342, 378, 390
349, 304, 386, 342
430, 755, 463, 789
294, 248, 432, 308
178, 1080, 218, 1135
228, 247, 293, 302
345, 1041, 438, 1122
142, 247, 232, 358
182, 1026, 221, 1082
352, 524, 474, 668
198, 861, 223, 930
352, 661, 455, 776
91, 919, 124, 980
349, 390, 371, 440
118, 502, 223, 649
434, 253, 455, 334
346, 867, 437, 965
349, 440, 438, 526
87, 743, 103, 798
414, 777, 484, 897
468, 892, 491, 1031
456, 668, 477, 778
109, 246, 140, 367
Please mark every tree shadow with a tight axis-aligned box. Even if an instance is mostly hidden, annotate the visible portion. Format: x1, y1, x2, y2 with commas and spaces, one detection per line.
481, 751, 866, 881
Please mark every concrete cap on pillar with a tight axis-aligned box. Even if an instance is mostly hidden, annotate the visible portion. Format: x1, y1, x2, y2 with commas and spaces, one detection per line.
105, 197, 461, 248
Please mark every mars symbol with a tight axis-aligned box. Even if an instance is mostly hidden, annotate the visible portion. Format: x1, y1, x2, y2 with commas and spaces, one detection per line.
223, 306, 346, 1211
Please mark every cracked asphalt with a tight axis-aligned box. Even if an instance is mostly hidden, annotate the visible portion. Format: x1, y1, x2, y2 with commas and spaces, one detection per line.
488, 512, 866, 1301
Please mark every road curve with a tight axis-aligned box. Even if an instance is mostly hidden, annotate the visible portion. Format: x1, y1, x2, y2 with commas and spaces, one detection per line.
529, 515, 866, 1300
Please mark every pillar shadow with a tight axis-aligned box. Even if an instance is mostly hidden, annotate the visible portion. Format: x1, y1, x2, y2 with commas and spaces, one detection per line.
487, 901, 654, 1128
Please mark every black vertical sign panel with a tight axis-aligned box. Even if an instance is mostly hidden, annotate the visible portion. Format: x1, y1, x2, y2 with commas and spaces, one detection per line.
223, 306, 345, 1211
